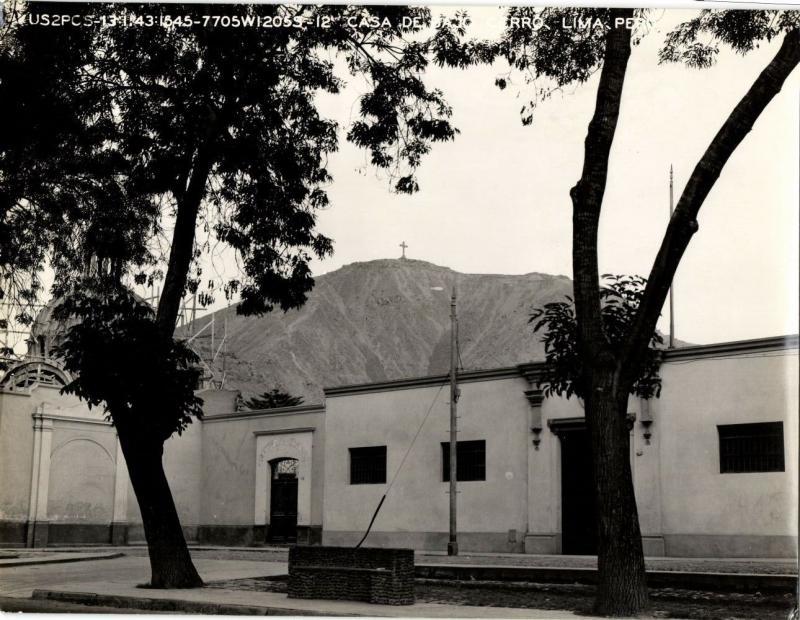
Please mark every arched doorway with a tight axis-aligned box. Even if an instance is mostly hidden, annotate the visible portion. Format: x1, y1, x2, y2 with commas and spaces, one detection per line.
269, 458, 298, 542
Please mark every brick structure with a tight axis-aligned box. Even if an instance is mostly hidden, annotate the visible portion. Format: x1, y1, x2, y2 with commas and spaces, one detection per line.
288, 545, 414, 605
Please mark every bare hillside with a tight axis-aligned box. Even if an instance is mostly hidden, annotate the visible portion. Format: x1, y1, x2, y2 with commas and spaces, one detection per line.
185, 259, 574, 403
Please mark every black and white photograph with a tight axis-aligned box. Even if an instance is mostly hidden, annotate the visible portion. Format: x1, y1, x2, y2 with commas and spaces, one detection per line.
0, 2, 797, 618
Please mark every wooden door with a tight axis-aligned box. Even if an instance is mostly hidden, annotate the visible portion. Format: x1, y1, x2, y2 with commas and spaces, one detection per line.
269, 459, 298, 543
559, 429, 598, 555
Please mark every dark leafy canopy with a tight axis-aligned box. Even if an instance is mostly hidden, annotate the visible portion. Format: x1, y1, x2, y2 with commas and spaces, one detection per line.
245, 389, 304, 411
1, 2, 459, 313
435, 8, 799, 125
53, 286, 203, 442
530, 276, 663, 401
500, 8, 614, 82
1, 3, 462, 437
0, 7, 150, 326
435, 8, 631, 125
660, 10, 800, 68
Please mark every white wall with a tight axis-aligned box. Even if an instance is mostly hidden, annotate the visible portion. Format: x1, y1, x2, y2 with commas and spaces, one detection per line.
199, 405, 325, 530
654, 348, 798, 556
0, 391, 36, 523
322, 340, 798, 557
4, 339, 794, 556
0, 383, 125, 545
324, 374, 532, 550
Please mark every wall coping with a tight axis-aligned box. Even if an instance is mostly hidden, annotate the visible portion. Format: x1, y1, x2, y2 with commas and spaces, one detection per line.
324, 366, 522, 397
203, 403, 325, 423
34, 412, 112, 427
193, 335, 798, 413
660, 334, 798, 362
323, 334, 798, 398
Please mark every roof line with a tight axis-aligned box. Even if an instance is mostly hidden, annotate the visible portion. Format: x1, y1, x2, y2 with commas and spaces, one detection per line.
203, 403, 325, 423
324, 366, 522, 397
661, 334, 798, 361
324, 334, 798, 397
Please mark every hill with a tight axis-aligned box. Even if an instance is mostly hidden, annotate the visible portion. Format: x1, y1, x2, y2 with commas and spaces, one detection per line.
185, 259, 575, 403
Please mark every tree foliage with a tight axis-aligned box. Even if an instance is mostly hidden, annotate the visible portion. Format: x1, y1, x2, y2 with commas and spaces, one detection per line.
530, 276, 663, 401
504, 8, 798, 616
1, 9, 469, 587
1, 2, 460, 310
1, 2, 464, 436
434, 8, 799, 126
53, 286, 203, 441
245, 388, 304, 410
660, 10, 800, 68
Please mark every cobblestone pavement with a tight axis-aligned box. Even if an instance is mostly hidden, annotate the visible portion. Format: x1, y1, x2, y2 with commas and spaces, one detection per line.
120, 546, 798, 575
207, 576, 797, 620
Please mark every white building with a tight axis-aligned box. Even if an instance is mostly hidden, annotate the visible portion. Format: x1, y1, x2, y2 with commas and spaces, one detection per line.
0, 334, 796, 558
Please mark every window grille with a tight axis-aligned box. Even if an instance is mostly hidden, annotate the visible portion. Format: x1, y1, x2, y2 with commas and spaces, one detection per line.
349, 446, 387, 484
271, 458, 298, 480
441, 440, 486, 482
718, 422, 784, 473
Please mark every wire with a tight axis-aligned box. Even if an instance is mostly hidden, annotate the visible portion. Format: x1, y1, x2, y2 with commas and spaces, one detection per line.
355, 380, 448, 548
355, 495, 386, 549
387, 381, 448, 492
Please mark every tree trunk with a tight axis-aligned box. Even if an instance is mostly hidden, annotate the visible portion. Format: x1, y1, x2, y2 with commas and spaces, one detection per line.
137, 123, 217, 586
568, 10, 649, 615
584, 368, 648, 616
117, 423, 203, 588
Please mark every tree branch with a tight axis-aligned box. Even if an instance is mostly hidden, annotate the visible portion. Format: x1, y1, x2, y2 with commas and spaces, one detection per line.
623, 29, 800, 375
570, 9, 633, 362
156, 110, 219, 338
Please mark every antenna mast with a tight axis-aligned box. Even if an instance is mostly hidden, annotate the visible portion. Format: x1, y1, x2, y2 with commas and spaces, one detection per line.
668, 165, 676, 349
448, 285, 459, 556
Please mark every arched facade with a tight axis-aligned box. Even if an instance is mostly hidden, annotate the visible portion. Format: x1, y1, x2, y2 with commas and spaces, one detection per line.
255, 430, 315, 543
0, 360, 71, 392
0, 336, 796, 557
0, 329, 128, 546
48, 438, 116, 525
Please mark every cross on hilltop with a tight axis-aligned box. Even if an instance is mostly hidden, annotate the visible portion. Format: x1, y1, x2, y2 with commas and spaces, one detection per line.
399, 241, 408, 260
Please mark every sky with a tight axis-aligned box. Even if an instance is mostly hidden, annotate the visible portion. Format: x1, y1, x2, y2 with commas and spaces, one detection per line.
298, 7, 799, 345
4, 6, 797, 353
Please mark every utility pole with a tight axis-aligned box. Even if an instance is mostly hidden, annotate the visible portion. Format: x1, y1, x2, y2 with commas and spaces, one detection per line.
448, 286, 459, 556
668, 165, 676, 349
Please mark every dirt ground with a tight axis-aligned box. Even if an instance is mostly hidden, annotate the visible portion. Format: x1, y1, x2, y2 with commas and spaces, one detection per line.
207, 575, 797, 620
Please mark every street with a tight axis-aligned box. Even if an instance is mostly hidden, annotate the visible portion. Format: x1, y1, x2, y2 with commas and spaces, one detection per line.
0, 595, 181, 613
0, 555, 282, 598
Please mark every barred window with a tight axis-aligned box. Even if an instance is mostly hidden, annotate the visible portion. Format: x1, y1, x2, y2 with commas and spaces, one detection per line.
349, 446, 387, 484
442, 440, 486, 482
718, 422, 784, 473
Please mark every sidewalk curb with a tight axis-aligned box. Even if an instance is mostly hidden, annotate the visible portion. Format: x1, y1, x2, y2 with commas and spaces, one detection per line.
31, 590, 362, 616
416, 564, 798, 593
0, 552, 125, 569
